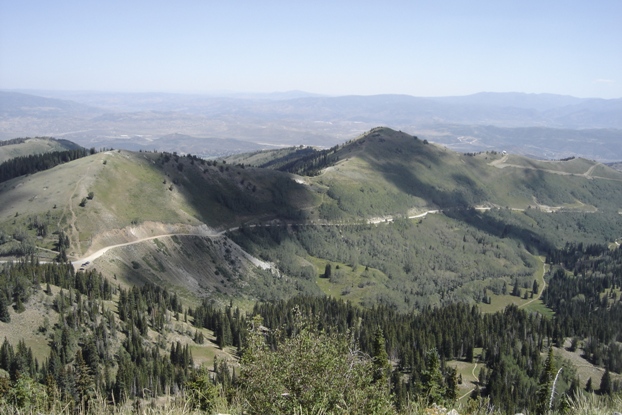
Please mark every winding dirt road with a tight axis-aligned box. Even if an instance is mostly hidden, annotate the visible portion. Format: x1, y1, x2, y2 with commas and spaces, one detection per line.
71, 231, 226, 267
490, 155, 622, 182
68, 209, 445, 268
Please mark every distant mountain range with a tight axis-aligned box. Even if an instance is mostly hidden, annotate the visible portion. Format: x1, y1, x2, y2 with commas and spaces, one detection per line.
1, 90, 621, 160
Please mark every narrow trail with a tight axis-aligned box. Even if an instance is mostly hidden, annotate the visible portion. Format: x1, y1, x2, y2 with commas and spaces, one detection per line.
58, 169, 89, 258
368, 210, 439, 224
490, 157, 622, 183
457, 361, 480, 401
62, 208, 613, 270
35, 246, 60, 255
519, 257, 547, 309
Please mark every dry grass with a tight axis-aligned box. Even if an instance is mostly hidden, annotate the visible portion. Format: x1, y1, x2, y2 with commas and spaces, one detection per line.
0, 286, 59, 361
1, 387, 620, 415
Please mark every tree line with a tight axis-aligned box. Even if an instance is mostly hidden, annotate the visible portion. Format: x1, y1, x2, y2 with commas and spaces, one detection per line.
0, 148, 93, 184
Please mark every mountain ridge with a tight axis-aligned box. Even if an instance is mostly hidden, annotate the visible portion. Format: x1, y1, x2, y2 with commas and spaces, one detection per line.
2, 127, 622, 308
2, 90, 621, 161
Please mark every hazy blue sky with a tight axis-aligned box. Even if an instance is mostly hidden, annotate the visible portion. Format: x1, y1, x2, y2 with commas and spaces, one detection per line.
1, 0, 620, 98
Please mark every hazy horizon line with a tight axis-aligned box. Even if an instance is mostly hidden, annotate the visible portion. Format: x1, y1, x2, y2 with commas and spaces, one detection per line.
3, 88, 620, 101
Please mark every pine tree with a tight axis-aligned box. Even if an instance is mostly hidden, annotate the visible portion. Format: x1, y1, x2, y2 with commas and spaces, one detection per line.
444, 366, 459, 404
420, 348, 446, 405
536, 346, 555, 414
599, 369, 612, 395
0, 338, 14, 371
585, 377, 593, 392
465, 343, 474, 363
324, 263, 332, 279
45, 374, 59, 411
74, 350, 95, 412
0, 294, 10, 322
371, 327, 391, 386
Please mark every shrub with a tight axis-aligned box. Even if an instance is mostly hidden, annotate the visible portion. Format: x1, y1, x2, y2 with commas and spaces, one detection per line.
238, 310, 395, 414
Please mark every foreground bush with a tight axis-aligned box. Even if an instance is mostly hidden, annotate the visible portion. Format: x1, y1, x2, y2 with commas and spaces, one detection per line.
237, 311, 395, 415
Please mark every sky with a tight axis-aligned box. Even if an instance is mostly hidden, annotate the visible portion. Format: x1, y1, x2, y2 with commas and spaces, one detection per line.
1, 0, 621, 98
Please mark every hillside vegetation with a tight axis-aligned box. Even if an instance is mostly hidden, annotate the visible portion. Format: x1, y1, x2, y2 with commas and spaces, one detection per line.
2, 128, 622, 414
1, 127, 622, 309
1, 251, 622, 414
0, 137, 83, 163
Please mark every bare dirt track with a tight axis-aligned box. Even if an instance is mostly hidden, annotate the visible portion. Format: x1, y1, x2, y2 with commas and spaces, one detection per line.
58, 168, 89, 257
490, 155, 622, 182
70, 221, 273, 279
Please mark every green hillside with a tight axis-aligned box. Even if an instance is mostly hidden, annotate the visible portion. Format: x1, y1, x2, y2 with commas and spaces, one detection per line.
307, 128, 622, 217
0, 137, 83, 163
1, 127, 622, 310
2, 128, 622, 414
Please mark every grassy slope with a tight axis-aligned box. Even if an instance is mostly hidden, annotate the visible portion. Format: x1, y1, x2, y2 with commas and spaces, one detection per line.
223, 146, 307, 166
0, 151, 199, 260
225, 128, 622, 311
0, 137, 82, 163
0, 149, 320, 252
2, 127, 622, 310
3, 128, 620, 259
2, 130, 622, 413
0, 149, 323, 306
477, 256, 553, 317
304, 128, 622, 220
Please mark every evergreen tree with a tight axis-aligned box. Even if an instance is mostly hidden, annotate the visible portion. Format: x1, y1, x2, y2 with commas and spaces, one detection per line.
536, 346, 555, 415
420, 348, 445, 405
371, 327, 391, 385
185, 366, 218, 412
0, 338, 14, 371
444, 366, 459, 404
585, 377, 593, 393
74, 350, 95, 412
0, 294, 10, 322
465, 344, 474, 363
324, 263, 332, 279
599, 369, 612, 395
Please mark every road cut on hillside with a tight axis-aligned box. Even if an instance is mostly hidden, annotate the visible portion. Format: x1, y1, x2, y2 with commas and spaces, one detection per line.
70, 224, 272, 271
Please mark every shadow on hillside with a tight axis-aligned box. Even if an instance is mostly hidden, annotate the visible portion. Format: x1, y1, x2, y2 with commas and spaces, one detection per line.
443, 208, 555, 254
179, 163, 316, 227
358, 152, 475, 209
356, 150, 554, 254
